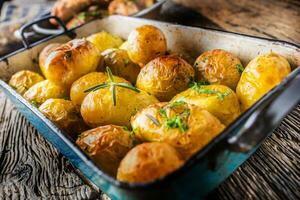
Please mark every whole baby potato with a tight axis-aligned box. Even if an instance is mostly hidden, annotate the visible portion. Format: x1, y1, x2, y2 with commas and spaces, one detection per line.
194, 49, 243, 90
102, 48, 140, 84
81, 76, 159, 127
39, 43, 61, 69
131, 102, 225, 160
127, 25, 167, 67
70, 72, 108, 107
117, 142, 183, 183
236, 52, 291, 111
24, 80, 67, 106
76, 125, 136, 177
136, 55, 195, 101
172, 84, 241, 126
39, 99, 87, 138
87, 31, 124, 53
40, 39, 101, 88
9, 70, 44, 95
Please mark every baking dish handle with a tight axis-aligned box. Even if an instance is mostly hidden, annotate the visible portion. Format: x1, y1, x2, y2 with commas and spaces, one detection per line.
19, 15, 69, 48
227, 67, 300, 152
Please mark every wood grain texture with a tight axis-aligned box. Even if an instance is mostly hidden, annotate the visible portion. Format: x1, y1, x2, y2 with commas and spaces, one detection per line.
0, 0, 300, 200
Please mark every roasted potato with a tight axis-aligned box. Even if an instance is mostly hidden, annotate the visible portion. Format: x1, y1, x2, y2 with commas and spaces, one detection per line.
40, 39, 101, 88
237, 52, 291, 111
87, 31, 124, 53
127, 25, 167, 67
117, 142, 183, 183
81, 78, 159, 127
131, 102, 225, 160
39, 43, 61, 70
39, 99, 87, 138
194, 49, 243, 90
172, 84, 241, 126
136, 55, 195, 101
9, 70, 44, 95
70, 72, 108, 107
119, 41, 129, 50
76, 125, 135, 176
24, 80, 67, 106
102, 48, 140, 84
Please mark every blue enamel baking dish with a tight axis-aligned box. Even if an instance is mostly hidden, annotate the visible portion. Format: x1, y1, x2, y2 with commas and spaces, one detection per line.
0, 16, 300, 200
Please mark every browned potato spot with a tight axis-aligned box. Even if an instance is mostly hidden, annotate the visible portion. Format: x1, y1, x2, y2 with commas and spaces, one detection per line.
39, 99, 87, 138
117, 142, 183, 183
136, 55, 195, 101
40, 39, 101, 88
24, 80, 67, 106
102, 48, 140, 84
194, 49, 242, 90
39, 43, 61, 70
9, 70, 44, 95
131, 102, 225, 160
127, 25, 167, 67
237, 52, 291, 111
76, 125, 135, 177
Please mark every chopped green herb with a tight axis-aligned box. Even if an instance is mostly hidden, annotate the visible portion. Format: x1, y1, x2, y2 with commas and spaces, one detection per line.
159, 108, 167, 118
31, 100, 39, 107
123, 58, 129, 65
169, 100, 186, 108
236, 64, 244, 73
182, 109, 190, 117
122, 126, 129, 131
64, 51, 72, 60
189, 80, 210, 88
191, 84, 231, 101
91, 11, 100, 17
166, 115, 188, 132
145, 114, 161, 126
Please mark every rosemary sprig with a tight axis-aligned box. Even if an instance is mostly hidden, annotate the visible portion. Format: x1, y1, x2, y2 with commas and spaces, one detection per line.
84, 67, 140, 106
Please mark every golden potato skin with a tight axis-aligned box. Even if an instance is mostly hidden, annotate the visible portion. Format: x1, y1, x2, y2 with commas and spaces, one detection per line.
70, 72, 108, 107
9, 70, 44, 95
41, 39, 101, 87
39, 43, 61, 70
127, 25, 167, 67
172, 85, 241, 126
136, 55, 195, 101
236, 52, 291, 111
131, 102, 225, 160
117, 142, 183, 183
102, 48, 140, 84
76, 125, 135, 177
24, 80, 67, 106
81, 82, 159, 127
39, 99, 87, 138
87, 31, 123, 53
194, 49, 242, 90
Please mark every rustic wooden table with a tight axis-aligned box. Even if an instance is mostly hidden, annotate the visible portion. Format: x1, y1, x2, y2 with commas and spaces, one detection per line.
0, 0, 299, 199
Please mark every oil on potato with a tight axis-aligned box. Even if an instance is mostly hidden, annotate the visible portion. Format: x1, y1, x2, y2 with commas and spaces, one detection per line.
39, 99, 87, 138
194, 49, 243, 90
131, 102, 225, 160
9, 70, 44, 95
136, 55, 195, 101
117, 142, 183, 183
87, 31, 124, 53
127, 25, 167, 67
81, 75, 159, 128
236, 52, 291, 111
40, 39, 101, 88
23, 80, 67, 106
102, 48, 140, 84
172, 84, 241, 126
76, 125, 135, 177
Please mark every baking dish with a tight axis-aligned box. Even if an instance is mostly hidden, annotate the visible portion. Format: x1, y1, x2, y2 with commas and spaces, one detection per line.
0, 16, 300, 200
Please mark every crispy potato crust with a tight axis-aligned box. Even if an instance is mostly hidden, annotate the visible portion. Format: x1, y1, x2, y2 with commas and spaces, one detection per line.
9, 70, 44, 95
194, 49, 242, 90
236, 52, 291, 111
117, 142, 183, 183
136, 55, 195, 101
76, 125, 135, 177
